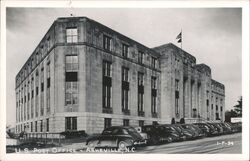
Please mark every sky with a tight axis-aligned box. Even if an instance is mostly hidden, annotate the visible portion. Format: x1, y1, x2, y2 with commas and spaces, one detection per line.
6, 8, 242, 127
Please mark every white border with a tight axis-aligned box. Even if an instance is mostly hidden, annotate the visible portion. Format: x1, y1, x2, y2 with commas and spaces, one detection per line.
0, 0, 249, 161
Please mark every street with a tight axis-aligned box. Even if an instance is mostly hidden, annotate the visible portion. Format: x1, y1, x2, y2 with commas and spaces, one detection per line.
136, 133, 242, 154
12, 133, 241, 154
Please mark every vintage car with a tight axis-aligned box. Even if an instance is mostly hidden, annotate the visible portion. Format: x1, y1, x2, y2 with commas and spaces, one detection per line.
86, 126, 147, 149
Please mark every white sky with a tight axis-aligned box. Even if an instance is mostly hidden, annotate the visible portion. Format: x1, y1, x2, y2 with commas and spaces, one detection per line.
6, 8, 242, 127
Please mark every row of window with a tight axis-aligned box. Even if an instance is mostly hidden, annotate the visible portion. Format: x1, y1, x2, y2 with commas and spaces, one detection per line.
16, 63, 51, 123
103, 61, 158, 117
16, 118, 49, 133
16, 38, 52, 86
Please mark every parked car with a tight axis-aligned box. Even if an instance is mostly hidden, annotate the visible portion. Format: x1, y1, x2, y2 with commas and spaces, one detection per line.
208, 123, 224, 135
171, 124, 195, 140
224, 122, 235, 133
218, 123, 231, 134
141, 125, 173, 145
163, 124, 186, 141
157, 125, 181, 143
86, 126, 147, 149
193, 123, 217, 136
181, 124, 205, 138
134, 126, 148, 140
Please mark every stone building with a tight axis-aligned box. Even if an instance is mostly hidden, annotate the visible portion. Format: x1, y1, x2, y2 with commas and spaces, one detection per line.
15, 17, 225, 134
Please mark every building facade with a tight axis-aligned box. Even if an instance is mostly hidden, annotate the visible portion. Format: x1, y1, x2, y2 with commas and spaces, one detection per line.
15, 17, 225, 134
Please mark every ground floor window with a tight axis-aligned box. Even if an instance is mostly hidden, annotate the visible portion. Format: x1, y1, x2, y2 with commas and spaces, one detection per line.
40, 120, 43, 132
35, 121, 37, 132
46, 118, 49, 132
104, 118, 112, 129
123, 119, 129, 126
65, 117, 77, 131
139, 120, 144, 127
31, 122, 33, 132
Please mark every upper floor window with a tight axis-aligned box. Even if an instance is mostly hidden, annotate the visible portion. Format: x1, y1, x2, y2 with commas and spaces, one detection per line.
151, 57, 157, 68
175, 79, 179, 90
66, 28, 78, 43
122, 44, 129, 58
122, 67, 129, 82
138, 51, 144, 64
65, 55, 78, 71
103, 35, 111, 51
138, 72, 144, 86
103, 61, 112, 77
151, 76, 157, 89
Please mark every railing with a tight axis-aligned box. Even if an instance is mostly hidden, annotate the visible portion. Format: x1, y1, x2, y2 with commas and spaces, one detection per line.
22, 132, 64, 145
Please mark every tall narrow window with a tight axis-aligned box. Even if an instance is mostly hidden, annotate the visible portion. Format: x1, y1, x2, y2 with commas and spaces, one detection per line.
65, 55, 78, 107
103, 61, 112, 112
104, 118, 112, 129
175, 79, 179, 116
123, 119, 129, 126
65, 117, 77, 131
40, 67, 44, 116
122, 67, 130, 114
46, 118, 49, 132
103, 35, 111, 51
151, 77, 157, 117
151, 57, 157, 68
35, 121, 37, 132
40, 120, 43, 132
66, 28, 78, 43
46, 62, 50, 113
122, 44, 129, 58
138, 51, 144, 64
138, 72, 144, 116
31, 122, 33, 132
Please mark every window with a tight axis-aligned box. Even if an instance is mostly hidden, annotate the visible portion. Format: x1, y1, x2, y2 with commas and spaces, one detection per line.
66, 55, 78, 71
139, 120, 144, 127
31, 122, 33, 132
122, 88, 129, 111
103, 61, 112, 110
104, 118, 111, 129
103, 35, 111, 51
46, 62, 50, 113
175, 79, 179, 115
122, 67, 129, 82
40, 120, 43, 132
65, 82, 78, 105
65, 117, 77, 131
122, 44, 129, 58
35, 121, 37, 132
66, 28, 78, 43
151, 76, 157, 89
123, 119, 129, 126
175, 79, 179, 90
122, 67, 130, 112
65, 55, 78, 106
138, 51, 144, 64
103, 61, 112, 77
138, 72, 144, 86
151, 57, 157, 68
138, 72, 144, 114
151, 77, 157, 115
46, 118, 49, 132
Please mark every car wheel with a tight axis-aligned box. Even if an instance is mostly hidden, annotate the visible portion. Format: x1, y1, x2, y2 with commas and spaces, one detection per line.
168, 137, 173, 143
118, 141, 128, 150
87, 140, 98, 148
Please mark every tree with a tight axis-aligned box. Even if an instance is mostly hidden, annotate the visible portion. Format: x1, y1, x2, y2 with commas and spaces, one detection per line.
233, 96, 242, 117
224, 96, 242, 122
